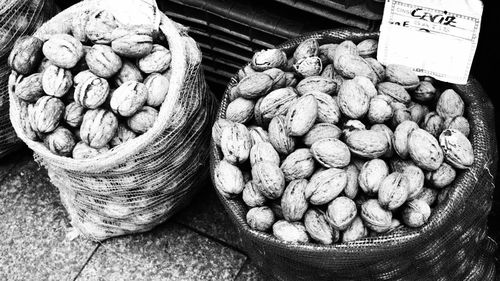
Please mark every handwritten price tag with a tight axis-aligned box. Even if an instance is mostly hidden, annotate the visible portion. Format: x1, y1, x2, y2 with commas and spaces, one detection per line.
377, 0, 483, 84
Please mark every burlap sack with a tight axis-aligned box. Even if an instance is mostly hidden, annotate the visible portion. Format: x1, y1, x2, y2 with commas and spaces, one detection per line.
9, 0, 216, 240
211, 28, 498, 280
0, 0, 58, 158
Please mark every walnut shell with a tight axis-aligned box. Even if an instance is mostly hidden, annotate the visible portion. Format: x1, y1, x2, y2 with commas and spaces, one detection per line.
242, 181, 267, 207
252, 161, 285, 200
422, 112, 444, 138
402, 165, 425, 199
285, 94, 318, 136
358, 159, 389, 195
408, 129, 444, 171
74, 76, 110, 109
326, 196, 357, 230
8, 36, 44, 75
439, 129, 474, 169
342, 216, 368, 242
109, 81, 148, 117
74, 70, 97, 85
385, 64, 420, 90
109, 123, 137, 147
30, 96, 65, 134
63, 102, 85, 128
344, 163, 360, 199
268, 116, 296, 155
338, 79, 370, 119
137, 44, 172, 73
260, 87, 298, 122
296, 76, 337, 96
436, 89, 464, 119
44, 127, 76, 156
250, 142, 280, 167
334, 54, 376, 83
114, 60, 143, 86
307, 91, 341, 124
80, 108, 118, 148
263, 68, 287, 90
345, 130, 389, 159
378, 172, 409, 210
71, 10, 90, 42
220, 122, 252, 165
357, 39, 378, 57
72, 141, 110, 159
294, 56, 322, 77
367, 96, 393, 124
303, 123, 342, 147
42, 65, 73, 97
42, 34, 84, 69
247, 207, 275, 231
127, 106, 158, 134
14, 73, 44, 102
86, 44, 123, 78
293, 39, 319, 62
402, 200, 431, 227
144, 73, 169, 107
85, 10, 119, 44
311, 138, 351, 168
252, 49, 287, 71
280, 149, 315, 181
360, 199, 392, 233
305, 208, 339, 245
425, 162, 456, 189
272, 220, 309, 243
111, 27, 154, 58
226, 97, 255, 124
212, 119, 234, 148
213, 160, 245, 198
305, 168, 347, 205
248, 126, 270, 146
236, 72, 273, 99
444, 116, 470, 137
281, 179, 309, 222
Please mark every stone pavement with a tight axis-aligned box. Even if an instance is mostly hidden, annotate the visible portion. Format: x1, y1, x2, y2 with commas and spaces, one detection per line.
0, 149, 266, 281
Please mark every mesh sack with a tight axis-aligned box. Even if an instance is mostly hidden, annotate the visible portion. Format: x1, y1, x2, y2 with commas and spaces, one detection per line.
0, 0, 58, 159
9, 1, 216, 241
210, 28, 498, 280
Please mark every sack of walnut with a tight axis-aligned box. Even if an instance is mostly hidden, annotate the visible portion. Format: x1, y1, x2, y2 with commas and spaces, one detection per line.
0, 0, 58, 158
210, 28, 498, 280
8, 0, 216, 240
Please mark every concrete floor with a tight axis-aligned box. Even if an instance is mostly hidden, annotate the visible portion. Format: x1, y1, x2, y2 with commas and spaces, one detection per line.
1, 149, 499, 280
0, 149, 266, 281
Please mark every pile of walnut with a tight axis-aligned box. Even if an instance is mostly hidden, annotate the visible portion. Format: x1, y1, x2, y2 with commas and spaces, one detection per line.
212, 38, 474, 244
8, 10, 171, 159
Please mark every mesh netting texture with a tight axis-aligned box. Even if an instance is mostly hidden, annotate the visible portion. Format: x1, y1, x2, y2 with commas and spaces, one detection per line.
8, 1, 216, 240
0, 0, 58, 158
210, 28, 498, 280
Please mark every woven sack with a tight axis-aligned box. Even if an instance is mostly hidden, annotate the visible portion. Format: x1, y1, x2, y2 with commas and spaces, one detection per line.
0, 0, 58, 159
210, 28, 498, 280
9, 0, 216, 241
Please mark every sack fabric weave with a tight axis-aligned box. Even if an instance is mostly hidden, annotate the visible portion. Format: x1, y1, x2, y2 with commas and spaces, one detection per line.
210, 28, 498, 280
9, 1, 216, 241
0, 0, 58, 159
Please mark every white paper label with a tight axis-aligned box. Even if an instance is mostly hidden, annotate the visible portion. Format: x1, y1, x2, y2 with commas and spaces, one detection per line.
377, 0, 483, 84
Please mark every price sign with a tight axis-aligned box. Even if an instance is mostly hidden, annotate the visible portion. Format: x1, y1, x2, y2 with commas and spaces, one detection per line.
377, 0, 483, 84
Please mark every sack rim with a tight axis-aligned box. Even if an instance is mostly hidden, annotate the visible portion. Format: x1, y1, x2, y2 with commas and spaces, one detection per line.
8, 0, 195, 173
210, 27, 498, 256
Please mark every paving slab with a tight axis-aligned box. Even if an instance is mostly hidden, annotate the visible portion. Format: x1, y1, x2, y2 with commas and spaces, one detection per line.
77, 222, 247, 281
173, 184, 244, 250
234, 259, 268, 281
0, 153, 98, 281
